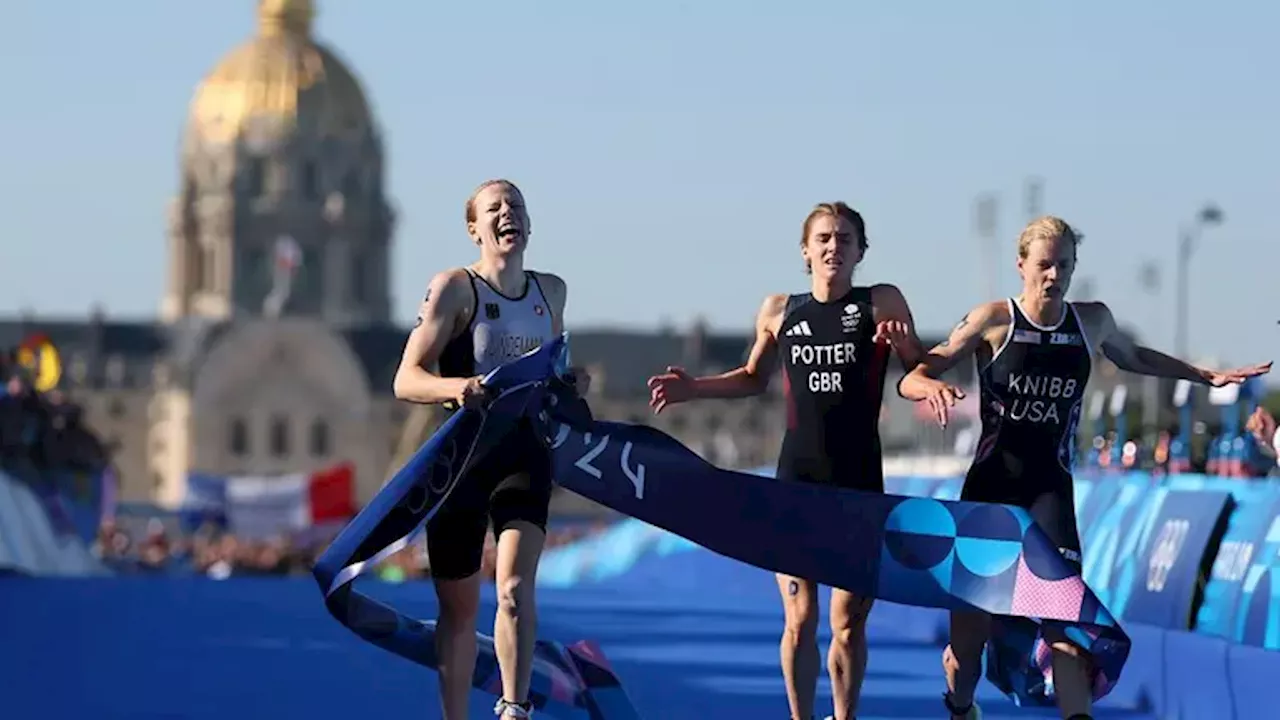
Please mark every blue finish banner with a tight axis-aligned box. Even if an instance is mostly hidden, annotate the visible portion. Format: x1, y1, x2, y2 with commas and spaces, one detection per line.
315, 337, 1130, 710
1115, 489, 1232, 630
536, 340, 1128, 706
313, 342, 642, 720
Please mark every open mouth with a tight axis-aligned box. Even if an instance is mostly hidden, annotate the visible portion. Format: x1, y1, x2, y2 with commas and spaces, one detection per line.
497, 226, 522, 241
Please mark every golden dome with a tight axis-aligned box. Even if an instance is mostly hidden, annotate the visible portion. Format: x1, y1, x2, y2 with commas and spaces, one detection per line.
188, 0, 373, 146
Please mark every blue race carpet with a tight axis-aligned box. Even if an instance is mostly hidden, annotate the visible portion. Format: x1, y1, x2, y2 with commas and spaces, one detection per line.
0, 546, 1156, 719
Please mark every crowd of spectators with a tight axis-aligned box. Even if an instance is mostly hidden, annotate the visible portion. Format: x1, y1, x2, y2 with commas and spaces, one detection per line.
1, 354, 108, 476
94, 515, 610, 582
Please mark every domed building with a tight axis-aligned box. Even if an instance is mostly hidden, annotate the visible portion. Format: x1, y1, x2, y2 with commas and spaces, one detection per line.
0, 0, 811, 520
147, 0, 403, 506
0, 0, 412, 508
166, 0, 392, 324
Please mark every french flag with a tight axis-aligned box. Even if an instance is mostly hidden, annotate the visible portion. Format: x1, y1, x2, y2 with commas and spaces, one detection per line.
184, 463, 355, 539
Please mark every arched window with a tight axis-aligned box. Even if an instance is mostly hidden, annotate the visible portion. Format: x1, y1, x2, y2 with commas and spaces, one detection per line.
309, 419, 330, 457
270, 416, 290, 457
228, 417, 249, 456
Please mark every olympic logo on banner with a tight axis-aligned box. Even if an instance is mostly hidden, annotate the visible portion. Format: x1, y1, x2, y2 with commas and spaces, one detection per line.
1147, 518, 1191, 592
13, 333, 62, 392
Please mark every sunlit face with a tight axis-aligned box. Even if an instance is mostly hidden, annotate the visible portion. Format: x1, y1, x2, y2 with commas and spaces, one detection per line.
468, 183, 530, 256
1017, 235, 1077, 301
802, 214, 863, 282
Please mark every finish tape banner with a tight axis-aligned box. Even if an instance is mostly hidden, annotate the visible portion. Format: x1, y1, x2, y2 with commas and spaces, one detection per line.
316, 337, 1130, 711
528, 339, 1128, 707
312, 344, 642, 720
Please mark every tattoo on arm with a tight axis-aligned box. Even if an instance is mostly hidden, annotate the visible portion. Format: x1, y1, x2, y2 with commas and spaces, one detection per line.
414, 289, 432, 328
935, 315, 969, 349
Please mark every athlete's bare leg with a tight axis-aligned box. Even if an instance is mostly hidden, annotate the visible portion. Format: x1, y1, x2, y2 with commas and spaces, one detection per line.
493, 519, 546, 713
777, 574, 821, 719
944, 610, 991, 716
827, 589, 873, 720
433, 572, 482, 719
1050, 640, 1094, 719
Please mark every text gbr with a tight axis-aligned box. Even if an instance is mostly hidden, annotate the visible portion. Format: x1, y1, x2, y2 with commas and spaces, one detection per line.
791, 342, 857, 394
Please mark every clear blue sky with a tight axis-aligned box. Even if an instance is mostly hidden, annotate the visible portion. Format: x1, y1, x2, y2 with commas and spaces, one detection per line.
3, 0, 1276, 370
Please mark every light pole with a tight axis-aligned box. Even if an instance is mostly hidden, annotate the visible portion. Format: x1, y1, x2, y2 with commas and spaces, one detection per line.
974, 194, 999, 301
1138, 261, 1161, 436
1174, 203, 1224, 358
1024, 177, 1044, 220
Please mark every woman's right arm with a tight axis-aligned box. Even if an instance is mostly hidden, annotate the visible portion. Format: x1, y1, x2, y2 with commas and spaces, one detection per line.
897, 302, 1000, 401
688, 293, 786, 399
393, 270, 473, 405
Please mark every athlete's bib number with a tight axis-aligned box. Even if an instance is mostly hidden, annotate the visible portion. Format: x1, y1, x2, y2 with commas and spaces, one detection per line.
808, 371, 843, 393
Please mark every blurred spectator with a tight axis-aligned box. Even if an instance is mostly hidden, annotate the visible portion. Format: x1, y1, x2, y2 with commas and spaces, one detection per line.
1, 354, 106, 473
92, 514, 609, 582
1247, 406, 1279, 471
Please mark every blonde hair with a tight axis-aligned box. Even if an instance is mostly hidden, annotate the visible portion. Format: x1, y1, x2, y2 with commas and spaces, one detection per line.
800, 202, 868, 274
1017, 215, 1083, 258
464, 179, 523, 224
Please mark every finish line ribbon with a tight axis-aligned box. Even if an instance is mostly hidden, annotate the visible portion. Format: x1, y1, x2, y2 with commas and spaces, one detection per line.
313, 338, 641, 719
315, 335, 1130, 711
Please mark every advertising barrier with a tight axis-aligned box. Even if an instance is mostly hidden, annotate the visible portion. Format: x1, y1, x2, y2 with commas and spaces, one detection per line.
1237, 510, 1280, 650
1187, 480, 1280, 643
1115, 489, 1231, 630
1079, 473, 1165, 614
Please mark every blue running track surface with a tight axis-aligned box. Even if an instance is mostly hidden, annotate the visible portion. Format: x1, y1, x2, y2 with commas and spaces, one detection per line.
0, 547, 1155, 719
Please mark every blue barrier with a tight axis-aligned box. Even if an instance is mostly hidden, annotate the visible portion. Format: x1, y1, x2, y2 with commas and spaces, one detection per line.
1116, 489, 1231, 630
1239, 514, 1280, 650
1177, 478, 1280, 645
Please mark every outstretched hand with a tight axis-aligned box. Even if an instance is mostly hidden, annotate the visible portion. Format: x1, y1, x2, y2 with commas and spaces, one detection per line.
919, 377, 966, 428
647, 366, 695, 414
873, 320, 912, 350
1204, 361, 1272, 387
1246, 406, 1277, 447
